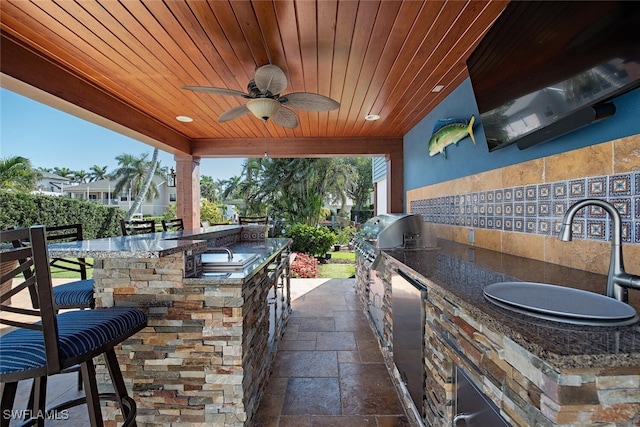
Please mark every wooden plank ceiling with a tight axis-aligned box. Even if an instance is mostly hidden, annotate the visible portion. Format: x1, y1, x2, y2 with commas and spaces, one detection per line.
0, 0, 508, 158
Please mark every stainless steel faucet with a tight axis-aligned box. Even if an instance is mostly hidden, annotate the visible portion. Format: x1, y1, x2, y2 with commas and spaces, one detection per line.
558, 199, 640, 302
209, 246, 234, 261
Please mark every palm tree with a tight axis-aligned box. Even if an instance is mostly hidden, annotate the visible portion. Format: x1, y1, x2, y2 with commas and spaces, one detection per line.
89, 165, 109, 182
229, 157, 366, 226
111, 149, 163, 220
53, 166, 73, 179
0, 156, 41, 193
324, 158, 356, 213
221, 176, 242, 200
200, 175, 218, 202
345, 157, 373, 214
72, 170, 89, 183
239, 158, 266, 215
215, 179, 228, 201
250, 158, 326, 225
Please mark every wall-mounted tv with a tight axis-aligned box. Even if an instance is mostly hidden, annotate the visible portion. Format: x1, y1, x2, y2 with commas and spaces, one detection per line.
467, 1, 640, 152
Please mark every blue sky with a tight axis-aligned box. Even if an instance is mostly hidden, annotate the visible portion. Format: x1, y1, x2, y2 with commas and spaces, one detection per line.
0, 88, 245, 181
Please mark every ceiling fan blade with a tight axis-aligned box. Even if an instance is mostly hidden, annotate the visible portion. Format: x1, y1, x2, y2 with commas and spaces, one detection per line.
183, 86, 249, 98
218, 105, 250, 122
271, 107, 299, 128
254, 65, 288, 95
282, 92, 340, 111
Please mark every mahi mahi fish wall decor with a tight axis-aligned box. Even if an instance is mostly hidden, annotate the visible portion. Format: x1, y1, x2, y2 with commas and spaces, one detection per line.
428, 115, 476, 158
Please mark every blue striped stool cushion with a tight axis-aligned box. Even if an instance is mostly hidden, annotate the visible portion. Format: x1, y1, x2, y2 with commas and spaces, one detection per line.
53, 279, 95, 307
0, 308, 146, 375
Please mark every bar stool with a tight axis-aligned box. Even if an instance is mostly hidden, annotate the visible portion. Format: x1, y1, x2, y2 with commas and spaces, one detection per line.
161, 218, 184, 231
44, 224, 94, 310
7, 224, 94, 311
120, 219, 156, 236
16, 223, 96, 393
239, 216, 273, 236
0, 225, 147, 427
238, 215, 268, 225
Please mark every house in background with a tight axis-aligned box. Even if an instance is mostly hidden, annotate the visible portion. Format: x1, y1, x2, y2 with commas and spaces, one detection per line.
372, 157, 388, 216
33, 171, 72, 196
64, 177, 174, 217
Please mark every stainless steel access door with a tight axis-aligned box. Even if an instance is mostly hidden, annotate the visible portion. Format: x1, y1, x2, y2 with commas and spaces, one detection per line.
392, 269, 427, 419
455, 367, 511, 426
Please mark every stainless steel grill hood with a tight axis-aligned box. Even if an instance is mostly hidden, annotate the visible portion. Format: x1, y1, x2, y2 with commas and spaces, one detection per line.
358, 213, 438, 250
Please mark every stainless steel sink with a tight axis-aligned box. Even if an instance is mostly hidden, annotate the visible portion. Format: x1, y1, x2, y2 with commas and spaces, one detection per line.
201, 252, 260, 272
484, 282, 638, 326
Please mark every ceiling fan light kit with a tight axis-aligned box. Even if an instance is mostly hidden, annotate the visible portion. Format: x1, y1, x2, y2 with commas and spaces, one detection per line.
183, 64, 340, 129
247, 98, 281, 121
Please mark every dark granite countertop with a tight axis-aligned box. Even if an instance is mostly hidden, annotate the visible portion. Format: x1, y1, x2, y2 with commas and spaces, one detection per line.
47, 233, 207, 258
382, 239, 640, 368
47, 223, 290, 285
46, 224, 257, 259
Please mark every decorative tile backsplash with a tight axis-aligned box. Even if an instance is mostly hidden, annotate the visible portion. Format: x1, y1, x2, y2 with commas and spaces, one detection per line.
410, 172, 640, 244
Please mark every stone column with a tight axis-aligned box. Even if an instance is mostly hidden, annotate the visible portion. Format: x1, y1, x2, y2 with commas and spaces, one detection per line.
174, 155, 201, 229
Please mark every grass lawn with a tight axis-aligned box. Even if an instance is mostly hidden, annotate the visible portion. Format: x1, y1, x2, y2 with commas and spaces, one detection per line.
317, 250, 356, 278
50, 258, 94, 279
317, 263, 356, 279
329, 251, 355, 261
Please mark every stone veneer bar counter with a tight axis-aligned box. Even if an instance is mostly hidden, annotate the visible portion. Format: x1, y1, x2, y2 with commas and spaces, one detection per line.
48, 225, 292, 426
356, 240, 640, 427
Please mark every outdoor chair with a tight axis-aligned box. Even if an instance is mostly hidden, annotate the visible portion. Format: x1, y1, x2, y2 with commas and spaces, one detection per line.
161, 218, 184, 231
14, 223, 96, 392
238, 216, 268, 225
120, 219, 156, 236
44, 224, 94, 310
0, 225, 147, 427
9, 223, 94, 311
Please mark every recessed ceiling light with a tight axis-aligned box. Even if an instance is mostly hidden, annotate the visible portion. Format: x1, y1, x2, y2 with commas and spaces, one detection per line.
176, 115, 193, 123
432, 85, 445, 93
365, 114, 380, 121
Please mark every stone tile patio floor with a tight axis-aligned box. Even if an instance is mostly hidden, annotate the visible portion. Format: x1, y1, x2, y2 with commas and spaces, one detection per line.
253, 278, 411, 426
2, 278, 412, 426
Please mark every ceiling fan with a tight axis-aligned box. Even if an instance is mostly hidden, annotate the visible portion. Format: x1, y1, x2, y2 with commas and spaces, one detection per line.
183, 64, 340, 128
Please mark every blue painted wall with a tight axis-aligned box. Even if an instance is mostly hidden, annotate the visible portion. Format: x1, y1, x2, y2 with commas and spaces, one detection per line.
404, 79, 640, 192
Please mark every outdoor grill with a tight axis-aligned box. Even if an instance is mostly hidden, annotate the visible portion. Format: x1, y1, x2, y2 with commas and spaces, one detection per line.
354, 213, 438, 340
354, 213, 438, 265
352, 213, 438, 423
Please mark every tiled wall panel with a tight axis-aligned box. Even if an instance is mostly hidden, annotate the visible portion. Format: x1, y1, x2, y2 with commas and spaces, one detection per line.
410, 171, 640, 243
406, 136, 640, 275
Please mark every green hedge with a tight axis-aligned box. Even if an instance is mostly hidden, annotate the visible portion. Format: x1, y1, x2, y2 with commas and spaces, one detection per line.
285, 223, 336, 257
0, 193, 124, 238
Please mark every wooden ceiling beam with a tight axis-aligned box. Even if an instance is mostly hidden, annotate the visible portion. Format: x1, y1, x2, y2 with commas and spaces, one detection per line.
190, 137, 403, 158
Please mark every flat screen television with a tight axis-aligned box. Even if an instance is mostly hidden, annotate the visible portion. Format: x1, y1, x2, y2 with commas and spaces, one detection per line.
467, 1, 640, 152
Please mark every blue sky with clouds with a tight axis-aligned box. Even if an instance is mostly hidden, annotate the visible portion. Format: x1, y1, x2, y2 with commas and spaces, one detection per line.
1, 88, 245, 181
